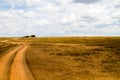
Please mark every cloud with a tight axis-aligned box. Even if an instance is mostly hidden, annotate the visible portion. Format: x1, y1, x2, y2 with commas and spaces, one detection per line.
73, 0, 101, 4
0, 0, 120, 37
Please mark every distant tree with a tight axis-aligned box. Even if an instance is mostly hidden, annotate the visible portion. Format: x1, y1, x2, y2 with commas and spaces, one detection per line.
30, 35, 36, 37
23, 36, 29, 38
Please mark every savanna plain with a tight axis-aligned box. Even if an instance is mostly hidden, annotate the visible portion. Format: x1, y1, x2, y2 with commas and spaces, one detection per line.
0, 37, 120, 80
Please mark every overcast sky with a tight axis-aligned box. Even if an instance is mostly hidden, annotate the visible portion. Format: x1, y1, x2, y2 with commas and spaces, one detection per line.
0, 0, 120, 37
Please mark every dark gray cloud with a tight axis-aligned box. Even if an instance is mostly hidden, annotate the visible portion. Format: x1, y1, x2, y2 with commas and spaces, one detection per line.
73, 0, 100, 4
115, 5, 120, 8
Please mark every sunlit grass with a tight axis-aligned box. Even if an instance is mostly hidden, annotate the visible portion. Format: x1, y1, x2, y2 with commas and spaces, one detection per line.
0, 36, 120, 79
0, 42, 17, 58
24, 37, 120, 80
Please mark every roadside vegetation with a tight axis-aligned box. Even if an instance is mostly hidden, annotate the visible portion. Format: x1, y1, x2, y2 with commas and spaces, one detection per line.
25, 37, 120, 80
0, 42, 17, 59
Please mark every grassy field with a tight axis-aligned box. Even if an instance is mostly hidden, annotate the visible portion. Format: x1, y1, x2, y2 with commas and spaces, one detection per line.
24, 37, 120, 80
0, 42, 17, 59
0, 37, 120, 80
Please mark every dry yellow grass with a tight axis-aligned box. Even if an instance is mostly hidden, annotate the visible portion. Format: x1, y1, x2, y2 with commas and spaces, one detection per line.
0, 37, 120, 80
25, 37, 120, 80
0, 42, 17, 59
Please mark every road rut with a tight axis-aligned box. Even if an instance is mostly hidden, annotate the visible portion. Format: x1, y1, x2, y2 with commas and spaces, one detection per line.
0, 44, 34, 80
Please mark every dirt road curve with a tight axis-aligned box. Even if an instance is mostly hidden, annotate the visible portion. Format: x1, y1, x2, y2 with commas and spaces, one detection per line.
0, 44, 34, 80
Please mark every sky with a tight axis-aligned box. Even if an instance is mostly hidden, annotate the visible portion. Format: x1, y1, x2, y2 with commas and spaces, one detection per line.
0, 0, 120, 37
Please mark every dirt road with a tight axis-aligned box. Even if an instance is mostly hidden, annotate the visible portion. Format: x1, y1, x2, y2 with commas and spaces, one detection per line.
0, 44, 34, 80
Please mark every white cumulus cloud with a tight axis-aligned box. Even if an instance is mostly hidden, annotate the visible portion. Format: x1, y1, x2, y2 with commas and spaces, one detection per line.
0, 0, 120, 36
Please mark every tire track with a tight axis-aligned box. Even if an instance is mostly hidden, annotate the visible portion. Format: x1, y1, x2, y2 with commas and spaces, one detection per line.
0, 45, 22, 80
10, 44, 34, 80
0, 44, 35, 80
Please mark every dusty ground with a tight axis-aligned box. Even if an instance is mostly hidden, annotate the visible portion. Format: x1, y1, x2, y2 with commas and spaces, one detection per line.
0, 37, 120, 80
0, 44, 34, 80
